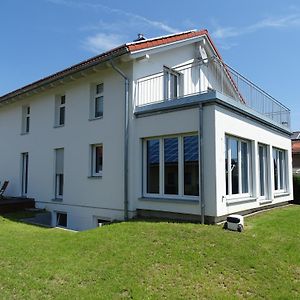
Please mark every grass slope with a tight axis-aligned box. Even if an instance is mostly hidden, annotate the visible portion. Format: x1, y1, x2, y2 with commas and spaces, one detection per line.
0, 206, 299, 299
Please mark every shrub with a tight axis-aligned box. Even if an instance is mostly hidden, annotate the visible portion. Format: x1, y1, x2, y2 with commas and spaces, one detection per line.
293, 175, 300, 203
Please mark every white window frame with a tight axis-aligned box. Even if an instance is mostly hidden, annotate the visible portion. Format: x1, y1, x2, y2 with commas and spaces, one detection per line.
56, 212, 67, 228
272, 147, 287, 193
22, 105, 30, 134
163, 66, 182, 100
55, 95, 66, 127
54, 148, 64, 199
225, 135, 252, 199
91, 144, 103, 177
258, 144, 269, 200
90, 83, 104, 120
143, 134, 199, 200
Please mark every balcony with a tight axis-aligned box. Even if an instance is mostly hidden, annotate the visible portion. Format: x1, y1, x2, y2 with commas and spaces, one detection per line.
135, 57, 291, 129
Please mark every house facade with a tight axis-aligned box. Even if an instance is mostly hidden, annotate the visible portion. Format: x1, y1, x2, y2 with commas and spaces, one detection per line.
0, 30, 293, 230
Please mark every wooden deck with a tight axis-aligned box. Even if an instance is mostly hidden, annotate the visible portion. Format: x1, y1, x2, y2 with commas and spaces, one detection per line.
0, 197, 35, 214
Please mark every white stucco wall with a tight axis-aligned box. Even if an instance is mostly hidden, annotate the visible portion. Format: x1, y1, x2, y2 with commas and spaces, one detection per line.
0, 63, 132, 230
214, 104, 293, 217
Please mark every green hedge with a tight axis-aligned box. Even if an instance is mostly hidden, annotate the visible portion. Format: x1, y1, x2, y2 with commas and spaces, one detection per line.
293, 175, 300, 203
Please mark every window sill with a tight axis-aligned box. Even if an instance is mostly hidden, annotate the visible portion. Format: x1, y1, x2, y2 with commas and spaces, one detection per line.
274, 192, 290, 198
54, 124, 65, 128
51, 198, 63, 202
226, 197, 257, 205
259, 199, 273, 205
20, 132, 29, 136
89, 116, 103, 122
88, 175, 103, 179
139, 197, 199, 204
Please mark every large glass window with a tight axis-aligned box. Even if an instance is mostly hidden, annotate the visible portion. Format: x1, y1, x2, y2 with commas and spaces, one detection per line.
145, 135, 199, 198
184, 136, 199, 196
164, 138, 178, 195
273, 148, 286, 192
146, 140, 160, 194
225, 136, 251, 196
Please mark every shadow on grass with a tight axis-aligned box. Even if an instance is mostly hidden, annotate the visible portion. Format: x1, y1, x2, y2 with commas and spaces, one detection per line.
1, 209, 53, 229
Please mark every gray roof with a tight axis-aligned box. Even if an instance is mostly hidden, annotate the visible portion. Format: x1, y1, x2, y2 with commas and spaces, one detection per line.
292, 131, 300, 140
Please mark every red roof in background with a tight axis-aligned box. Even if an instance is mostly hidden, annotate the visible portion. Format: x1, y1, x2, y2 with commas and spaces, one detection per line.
0, 29, 218, 102
292, 140, 300, 153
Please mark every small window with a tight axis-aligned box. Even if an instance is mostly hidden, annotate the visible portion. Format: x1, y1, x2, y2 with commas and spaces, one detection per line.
91, 144, 103, 176
56, 212, 67, 227
90, 83, 104, 119
164, 66, 182, 100
55, 148, 64, 199
22, 105, 30, 134
55, 95, 66, 126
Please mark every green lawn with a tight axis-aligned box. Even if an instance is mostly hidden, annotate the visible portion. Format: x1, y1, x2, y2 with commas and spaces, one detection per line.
0, 206, 300, 299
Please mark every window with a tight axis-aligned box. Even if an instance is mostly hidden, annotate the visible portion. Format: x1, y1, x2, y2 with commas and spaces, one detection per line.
91, 144, 103, 176
273, 148, 287, 192
22, 105, 30, 133
258, 144, 268, 198
55, 95, 65, 126
90, 83, 104, 119
55, 148, 64, 199
56, 212, 67, 227
21, 152, 29, 196
144, 135, 199, 198
225, 136, 251, 196
164, 66, 182, 100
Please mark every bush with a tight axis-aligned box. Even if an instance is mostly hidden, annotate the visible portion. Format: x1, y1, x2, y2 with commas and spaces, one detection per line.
293, 175, 300, 203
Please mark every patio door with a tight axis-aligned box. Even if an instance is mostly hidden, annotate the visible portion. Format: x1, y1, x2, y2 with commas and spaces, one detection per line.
21, 152, 28, 196
258, 145, 268, 199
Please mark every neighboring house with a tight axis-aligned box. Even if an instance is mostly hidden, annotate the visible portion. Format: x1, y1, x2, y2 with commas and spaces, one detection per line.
292, 131, 300, 174
0, 29, 293, 230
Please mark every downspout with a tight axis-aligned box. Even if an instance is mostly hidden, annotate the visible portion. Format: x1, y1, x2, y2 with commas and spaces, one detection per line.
199, 103, 205, 224
110, 60, 129, 221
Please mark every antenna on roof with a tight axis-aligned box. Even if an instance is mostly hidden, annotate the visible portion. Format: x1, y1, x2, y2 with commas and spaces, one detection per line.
133, 33, 146, 42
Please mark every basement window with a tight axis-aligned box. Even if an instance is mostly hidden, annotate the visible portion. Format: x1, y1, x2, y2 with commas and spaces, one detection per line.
56, 212, 67, 227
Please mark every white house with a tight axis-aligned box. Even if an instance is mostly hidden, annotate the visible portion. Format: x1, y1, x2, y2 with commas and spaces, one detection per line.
0, 30, 293, 230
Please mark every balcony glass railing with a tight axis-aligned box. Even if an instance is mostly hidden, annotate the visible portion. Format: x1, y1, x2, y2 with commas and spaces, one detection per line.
135, 57, 291, 129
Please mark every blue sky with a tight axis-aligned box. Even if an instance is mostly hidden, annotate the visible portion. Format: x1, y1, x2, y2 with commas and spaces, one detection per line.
0, 0, 299, 130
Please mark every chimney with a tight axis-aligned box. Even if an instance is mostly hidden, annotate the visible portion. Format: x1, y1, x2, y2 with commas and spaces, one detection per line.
133, 33, 146, 42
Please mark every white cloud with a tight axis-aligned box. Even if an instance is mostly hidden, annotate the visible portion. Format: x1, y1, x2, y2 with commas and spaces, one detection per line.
82, 33, 126, 54
212, 13, 300, 40
46, 0, 178, 33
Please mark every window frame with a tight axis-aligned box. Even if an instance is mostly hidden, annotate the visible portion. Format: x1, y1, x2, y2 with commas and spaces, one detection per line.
90, 83, 104, 120
225, 135, 252, 199
143, 134, 199, 200
258, 143, 269, 199
163, 66, 182, 100
56, 212, 67, 228
91, 144, 103, 177
21, 105, 30, 134
55, 95, 66, 127
54, 148, 64, 200
272, 147, 287, 194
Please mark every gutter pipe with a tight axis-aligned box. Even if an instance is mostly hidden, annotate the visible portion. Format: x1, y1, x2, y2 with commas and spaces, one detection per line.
110, 60, 129, 221
198, 103, 205, 224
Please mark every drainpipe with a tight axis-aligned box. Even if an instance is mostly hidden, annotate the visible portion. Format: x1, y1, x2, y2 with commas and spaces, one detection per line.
198, 103, 205, 224
110, 60, 129, 221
